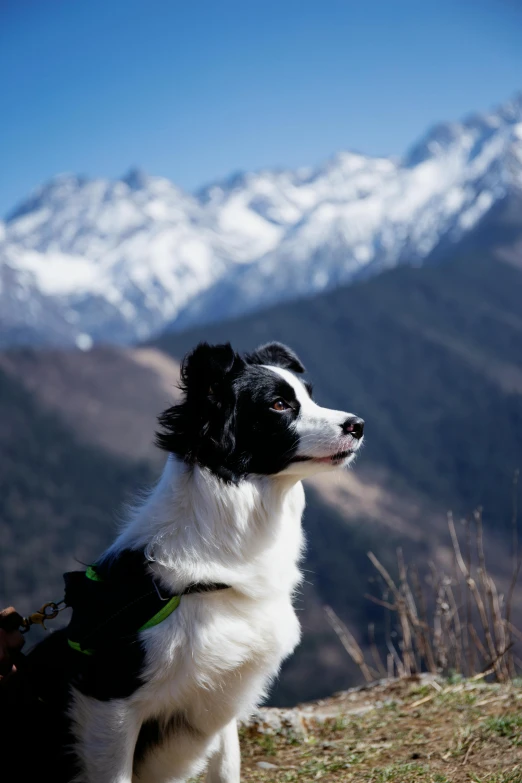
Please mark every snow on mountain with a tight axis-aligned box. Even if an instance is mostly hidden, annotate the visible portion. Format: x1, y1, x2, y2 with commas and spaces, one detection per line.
174, 96, 522, 329
1, 94, 522, 346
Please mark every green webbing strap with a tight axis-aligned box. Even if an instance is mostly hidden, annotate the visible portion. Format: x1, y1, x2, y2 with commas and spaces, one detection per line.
67, 594, 181, 655
68, 639, 94, 655
138, 594, 181, 631
85, 565, 103, 582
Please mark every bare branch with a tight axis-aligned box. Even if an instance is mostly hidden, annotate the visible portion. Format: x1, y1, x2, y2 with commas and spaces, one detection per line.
323, 604, 374, 683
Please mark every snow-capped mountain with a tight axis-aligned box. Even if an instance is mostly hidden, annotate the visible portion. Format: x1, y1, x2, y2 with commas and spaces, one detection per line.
1, 93, 522, 347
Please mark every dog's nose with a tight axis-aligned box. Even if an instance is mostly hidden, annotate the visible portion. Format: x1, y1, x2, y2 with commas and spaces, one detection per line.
341, 416, 365, 439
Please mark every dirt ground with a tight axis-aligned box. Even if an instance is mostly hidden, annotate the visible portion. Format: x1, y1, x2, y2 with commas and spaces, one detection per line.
233, 676, 522, 782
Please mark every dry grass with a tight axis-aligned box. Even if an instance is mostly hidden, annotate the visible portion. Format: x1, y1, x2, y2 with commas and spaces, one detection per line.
325, 491, 522, 685
237, 677, 522, 782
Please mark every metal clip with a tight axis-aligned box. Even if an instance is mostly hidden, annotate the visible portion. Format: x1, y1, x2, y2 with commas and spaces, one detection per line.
21, 601, 67, 633
152, 579, 171, 602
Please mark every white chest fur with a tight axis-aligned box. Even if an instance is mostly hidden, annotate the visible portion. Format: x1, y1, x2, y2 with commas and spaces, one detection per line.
70, 459, 306, 783
135, 459, 305, 722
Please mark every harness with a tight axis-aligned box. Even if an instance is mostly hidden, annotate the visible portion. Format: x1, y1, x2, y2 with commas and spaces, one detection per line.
20, 549, 230, 655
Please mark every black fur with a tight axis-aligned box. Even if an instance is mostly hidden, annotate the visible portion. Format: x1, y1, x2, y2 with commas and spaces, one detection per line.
245, 341, 305, 374
156, 342, 309, 481
156, 342, 245, 482
1, 632, 160, 783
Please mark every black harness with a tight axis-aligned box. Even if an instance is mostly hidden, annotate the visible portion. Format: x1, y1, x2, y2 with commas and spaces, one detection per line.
64, 549, 229, 655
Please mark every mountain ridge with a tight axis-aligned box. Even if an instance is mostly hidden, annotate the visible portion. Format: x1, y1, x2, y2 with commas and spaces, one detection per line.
1, 92, 521, 347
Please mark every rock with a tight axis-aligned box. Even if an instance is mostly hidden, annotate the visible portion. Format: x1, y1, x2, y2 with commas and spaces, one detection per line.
242, 707, 309, 738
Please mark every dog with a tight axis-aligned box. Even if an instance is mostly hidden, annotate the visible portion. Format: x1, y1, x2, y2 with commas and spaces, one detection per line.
0, 341, 364, 783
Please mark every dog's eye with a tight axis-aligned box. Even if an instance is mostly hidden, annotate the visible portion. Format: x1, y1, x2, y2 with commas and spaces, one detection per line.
271, 399, 290, 412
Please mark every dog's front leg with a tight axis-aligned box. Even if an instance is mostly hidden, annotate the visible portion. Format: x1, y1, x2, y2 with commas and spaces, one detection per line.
71, 692, 141, 783
205, 719, 240, 783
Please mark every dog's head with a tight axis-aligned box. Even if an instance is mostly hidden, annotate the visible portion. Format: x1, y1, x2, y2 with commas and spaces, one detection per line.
156, 342, 364, 482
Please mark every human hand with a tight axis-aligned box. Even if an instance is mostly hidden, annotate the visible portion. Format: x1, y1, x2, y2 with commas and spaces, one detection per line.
0, 607, 25, 680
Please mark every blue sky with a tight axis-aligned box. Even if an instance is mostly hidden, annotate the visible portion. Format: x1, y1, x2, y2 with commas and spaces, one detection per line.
1, 0, 521, 217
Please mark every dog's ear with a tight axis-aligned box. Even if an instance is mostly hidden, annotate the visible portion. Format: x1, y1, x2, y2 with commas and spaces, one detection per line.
180, 342, 245, 401
156, 343, 244, 472
245, 342, 305, 374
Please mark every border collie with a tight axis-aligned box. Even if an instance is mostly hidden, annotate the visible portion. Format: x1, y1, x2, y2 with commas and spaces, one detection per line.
2, 341, 364, 783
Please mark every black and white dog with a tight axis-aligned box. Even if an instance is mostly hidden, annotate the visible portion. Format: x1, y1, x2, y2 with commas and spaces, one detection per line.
3, 341, 364, 783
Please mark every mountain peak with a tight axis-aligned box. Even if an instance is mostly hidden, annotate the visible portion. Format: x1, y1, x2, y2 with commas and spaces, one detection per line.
403, 92, 522, 169
121, 167, 151, 191
404, 122, 466, 167
495, 90, 522, 123
6, 173, 88, 222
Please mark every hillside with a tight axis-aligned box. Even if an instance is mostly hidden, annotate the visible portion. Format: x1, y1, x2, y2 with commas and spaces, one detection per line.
0, 346, 180, 465
0, 361, 153, 614
236, 676, 522, 782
